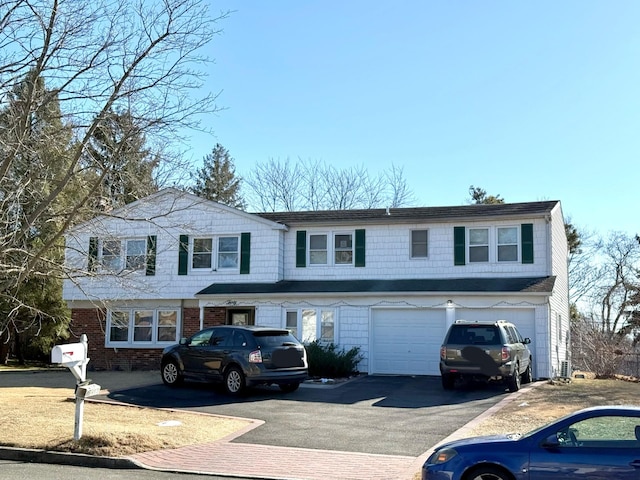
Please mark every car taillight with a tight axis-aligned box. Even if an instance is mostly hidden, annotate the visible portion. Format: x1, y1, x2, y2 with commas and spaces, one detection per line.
502, 347, 511, 361
440, 346, 446, 359
249, 350, 263, 363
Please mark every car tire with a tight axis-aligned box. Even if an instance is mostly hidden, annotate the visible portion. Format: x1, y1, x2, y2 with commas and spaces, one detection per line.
224, 366, 246, 395
441, 374, 455, 390
279, 382, 300, 393
507, 365, 521, 392
464, 465, 513, 480
162, 360, 183, 387
521, 364, 533, 384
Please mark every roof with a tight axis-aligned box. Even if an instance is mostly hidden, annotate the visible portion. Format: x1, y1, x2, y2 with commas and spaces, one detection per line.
255, 201, 560, 226
196, 276, 556, 296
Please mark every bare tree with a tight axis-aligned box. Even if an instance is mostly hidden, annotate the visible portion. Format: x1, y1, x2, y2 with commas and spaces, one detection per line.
0, 0, 227, 342
567, 223, 602, 306
244, 158, 415, 211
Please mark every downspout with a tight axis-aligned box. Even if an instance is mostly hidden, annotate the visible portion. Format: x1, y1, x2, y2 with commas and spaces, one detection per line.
199, 303, 204, 331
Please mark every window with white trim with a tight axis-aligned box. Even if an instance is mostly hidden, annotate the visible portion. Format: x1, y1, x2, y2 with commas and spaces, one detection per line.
411, 229, 428, 258
286, 308, 335, 343
100, 238, 147, 272
309, 234, 328, 265
497, 227, 518, 262
334, 234, 353, 265
107, 308, 179, 346
469, 228, 489, 263
190, 235, 240, 271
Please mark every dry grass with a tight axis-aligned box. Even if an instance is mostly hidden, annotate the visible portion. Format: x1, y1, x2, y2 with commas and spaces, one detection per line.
0, 386, 252, 457
465, 376, 640, 437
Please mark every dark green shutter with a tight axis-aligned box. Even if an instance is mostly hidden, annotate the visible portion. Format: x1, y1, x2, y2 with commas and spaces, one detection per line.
240, 232, 251, 274
454, 226, 466, 266
296, 230, 306, 267
521, 223, 534, 264
88, 237, 98, 272
178, 235, 189, 275
146, 235, 157, 276
355, 229, 366, 267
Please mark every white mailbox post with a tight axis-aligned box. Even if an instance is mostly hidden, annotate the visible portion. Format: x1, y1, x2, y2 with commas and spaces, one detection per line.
51, 334, 101, 440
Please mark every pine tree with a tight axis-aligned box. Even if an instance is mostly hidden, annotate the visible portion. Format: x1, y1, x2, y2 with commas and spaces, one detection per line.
191, 144, 244, 208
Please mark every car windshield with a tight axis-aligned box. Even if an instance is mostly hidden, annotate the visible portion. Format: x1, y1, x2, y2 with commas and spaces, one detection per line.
254, 331, 300, 348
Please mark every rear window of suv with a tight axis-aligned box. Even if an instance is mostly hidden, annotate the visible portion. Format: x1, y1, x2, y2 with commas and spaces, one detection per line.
253, 331, 301, 348
447, 325, 501, 345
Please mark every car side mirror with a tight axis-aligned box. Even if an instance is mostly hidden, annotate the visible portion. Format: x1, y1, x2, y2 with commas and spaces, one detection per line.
179, 337, 189, 346
523, 338, 531, 345
541, 433, 560, 448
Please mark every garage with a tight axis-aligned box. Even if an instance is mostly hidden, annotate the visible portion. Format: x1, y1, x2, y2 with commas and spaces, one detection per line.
370, 308, 446, 375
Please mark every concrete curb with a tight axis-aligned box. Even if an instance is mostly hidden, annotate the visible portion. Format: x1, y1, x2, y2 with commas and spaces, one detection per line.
0, 446, 143, 470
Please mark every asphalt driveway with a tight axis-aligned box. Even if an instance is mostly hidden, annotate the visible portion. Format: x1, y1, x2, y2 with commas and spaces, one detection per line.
105, 375, 510, 457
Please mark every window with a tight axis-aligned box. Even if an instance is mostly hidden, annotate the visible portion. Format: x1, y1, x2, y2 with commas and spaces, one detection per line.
334, 234, 353, 265
289, 308, 335, 343
286, 311, 298, 338
192, 238, 212, 269
497, 227, 518, 262
411, 230, 428, 258
555, 415, 640, 448
107, 308, 180, 346
218, 236, 239, 269
188, 235, 240, 271
102, 240, 122, 271
126, 239, 146, 270
309, 234, 328, 265
469, 228, 489, 263
101, 238, 147, 272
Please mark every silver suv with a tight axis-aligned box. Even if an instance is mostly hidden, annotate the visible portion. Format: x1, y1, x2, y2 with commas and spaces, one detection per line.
439, 320, 533, 392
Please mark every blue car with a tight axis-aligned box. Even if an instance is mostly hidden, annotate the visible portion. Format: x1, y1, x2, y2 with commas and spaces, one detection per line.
423, 405, 640, 480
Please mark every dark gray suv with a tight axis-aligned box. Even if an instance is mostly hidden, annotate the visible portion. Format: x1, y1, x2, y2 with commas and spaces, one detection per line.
439, 320, 533, 392
161, 325, 308, 395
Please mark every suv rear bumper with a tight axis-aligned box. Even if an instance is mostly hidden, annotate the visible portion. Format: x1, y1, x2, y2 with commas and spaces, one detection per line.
245, 368, 308, 386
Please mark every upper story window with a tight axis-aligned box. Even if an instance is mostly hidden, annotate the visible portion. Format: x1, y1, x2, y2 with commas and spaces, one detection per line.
191, 235, 240, 271
334, 233, 353, 265
497, 227, 518, 262
305, 232, 353, 266
454, 224, 532, 266
411, 229, 428, 258
469, 228, 489, 263
100, 238, 147, 272
309, 234, 328, 265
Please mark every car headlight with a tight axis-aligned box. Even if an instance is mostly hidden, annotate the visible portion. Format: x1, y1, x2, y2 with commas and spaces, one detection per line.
427, 448, 458, 465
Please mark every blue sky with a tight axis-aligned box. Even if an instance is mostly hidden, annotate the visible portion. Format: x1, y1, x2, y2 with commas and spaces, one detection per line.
185, 2, 638, 237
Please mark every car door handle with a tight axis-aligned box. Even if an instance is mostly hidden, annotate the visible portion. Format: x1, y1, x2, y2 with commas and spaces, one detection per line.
630, 460, 640, 468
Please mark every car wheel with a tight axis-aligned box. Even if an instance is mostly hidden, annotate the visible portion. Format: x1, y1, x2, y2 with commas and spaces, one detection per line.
441, 374, 455, 390
465, 465, 513, 480
507, 365, 521, 392
162, 360, 183, 387
279, 382, 300, 393
521, 364, 533, 384
224, 366, 246, 395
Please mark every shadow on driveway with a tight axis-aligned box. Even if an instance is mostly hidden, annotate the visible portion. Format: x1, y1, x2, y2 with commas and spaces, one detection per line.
105, 375, 511, 456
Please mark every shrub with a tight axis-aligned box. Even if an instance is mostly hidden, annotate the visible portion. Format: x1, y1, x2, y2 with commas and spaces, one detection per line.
305, 341, 362, 378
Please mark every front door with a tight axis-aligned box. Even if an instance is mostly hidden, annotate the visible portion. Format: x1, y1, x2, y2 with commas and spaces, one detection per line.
228, 308, 255, 326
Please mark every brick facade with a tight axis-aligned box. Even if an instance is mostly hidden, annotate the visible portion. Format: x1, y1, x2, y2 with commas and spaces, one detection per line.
70, 306, 230, 371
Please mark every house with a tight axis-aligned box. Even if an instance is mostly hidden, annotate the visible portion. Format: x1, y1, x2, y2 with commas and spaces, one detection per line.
63, 188, 570, 378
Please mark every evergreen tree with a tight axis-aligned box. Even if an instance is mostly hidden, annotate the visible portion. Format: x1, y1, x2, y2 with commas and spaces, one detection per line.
468, 185, 505, 204
85, 109, 159, 211
191, 144, 244, 208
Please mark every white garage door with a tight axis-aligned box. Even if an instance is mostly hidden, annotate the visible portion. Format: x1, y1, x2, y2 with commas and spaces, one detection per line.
371, 308, 446, 375
455, 308, 535, 345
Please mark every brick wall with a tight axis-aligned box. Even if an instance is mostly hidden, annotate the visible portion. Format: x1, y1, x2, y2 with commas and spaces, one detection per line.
70, 306, 229, 371
70, 308, 162, 371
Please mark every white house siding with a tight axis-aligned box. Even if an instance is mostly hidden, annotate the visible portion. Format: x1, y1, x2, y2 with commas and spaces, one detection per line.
63, 191, 285, 303
282, 219, 550, 281
548, 204, 570, 377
